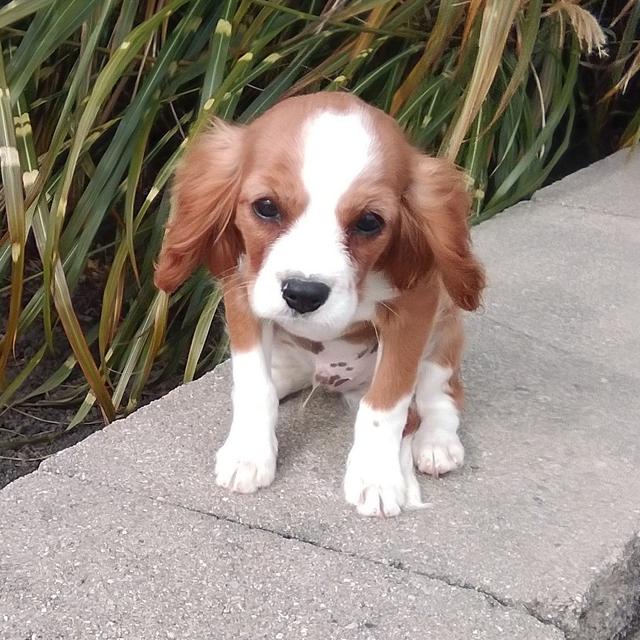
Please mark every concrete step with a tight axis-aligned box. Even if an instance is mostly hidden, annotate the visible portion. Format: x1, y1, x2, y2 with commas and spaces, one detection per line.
2, 148, 639, 639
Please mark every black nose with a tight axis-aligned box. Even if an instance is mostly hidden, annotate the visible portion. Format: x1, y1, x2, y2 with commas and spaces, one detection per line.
281, 278, 330, 314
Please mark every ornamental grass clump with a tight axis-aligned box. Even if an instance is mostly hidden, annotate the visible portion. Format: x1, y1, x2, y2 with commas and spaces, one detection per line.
0, 0, 638, 436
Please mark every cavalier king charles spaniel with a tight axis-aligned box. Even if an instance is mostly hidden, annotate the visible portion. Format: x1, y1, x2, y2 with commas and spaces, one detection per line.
155, 92, 485, 517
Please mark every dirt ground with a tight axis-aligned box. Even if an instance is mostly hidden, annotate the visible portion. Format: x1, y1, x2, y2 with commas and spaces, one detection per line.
0, 338, 182, 490
0, 258, 186, 490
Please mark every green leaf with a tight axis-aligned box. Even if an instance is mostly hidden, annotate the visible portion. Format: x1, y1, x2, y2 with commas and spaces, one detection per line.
0, 0, 52, 30
0, 47, 26, 388
183, 286, 223, 383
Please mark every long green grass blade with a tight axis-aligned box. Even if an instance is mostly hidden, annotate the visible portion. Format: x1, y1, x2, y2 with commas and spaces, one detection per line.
0, 0, 52, 30
199, 0, 238, 112
183, 286, 223, 383
7, 0, 99, 102
0, 345, 46, 409
441, 0, 521, 160
0, 47, 26, 388
2, 0, 636, 432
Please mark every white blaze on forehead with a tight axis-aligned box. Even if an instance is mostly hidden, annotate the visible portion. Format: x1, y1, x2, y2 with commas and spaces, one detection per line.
250, 108, 377, 338
269, 109, 375, 281
301, 109, 374, 212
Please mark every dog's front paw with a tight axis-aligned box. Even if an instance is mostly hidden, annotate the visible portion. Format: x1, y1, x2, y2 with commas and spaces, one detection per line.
412, 429, 464, 477
344, 448, 408, 517
215, 435, 277, 494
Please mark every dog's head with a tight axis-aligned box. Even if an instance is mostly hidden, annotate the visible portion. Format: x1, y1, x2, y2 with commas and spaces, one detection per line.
155, 93, 484, 341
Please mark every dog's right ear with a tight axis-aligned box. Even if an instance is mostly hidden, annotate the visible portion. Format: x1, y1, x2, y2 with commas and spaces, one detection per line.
154, 119, 245, 293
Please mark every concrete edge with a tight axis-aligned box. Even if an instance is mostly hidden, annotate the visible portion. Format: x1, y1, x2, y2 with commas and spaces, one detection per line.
575, 533, 640, 640
531, 147, 640, 213
38, 352, 640, 640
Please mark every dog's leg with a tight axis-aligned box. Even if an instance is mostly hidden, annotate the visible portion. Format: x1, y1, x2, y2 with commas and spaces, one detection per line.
412, 310, 465, 476
344, 281, 439, 517
215, 279, 279, 493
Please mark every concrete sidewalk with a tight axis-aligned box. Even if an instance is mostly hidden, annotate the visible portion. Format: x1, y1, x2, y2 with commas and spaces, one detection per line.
2, 149, 639, 640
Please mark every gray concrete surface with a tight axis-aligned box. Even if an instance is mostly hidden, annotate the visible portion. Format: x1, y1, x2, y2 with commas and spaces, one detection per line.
1, 148, 639, 639
0, 473, 560, 640
532, 148, 640, 218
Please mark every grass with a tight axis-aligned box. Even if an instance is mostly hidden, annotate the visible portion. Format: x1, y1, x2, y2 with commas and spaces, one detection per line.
0, 0, 639, 440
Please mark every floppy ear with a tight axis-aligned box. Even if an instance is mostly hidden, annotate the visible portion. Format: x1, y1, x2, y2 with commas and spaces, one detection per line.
386, 154, 485, 311
154, 119, 245, 293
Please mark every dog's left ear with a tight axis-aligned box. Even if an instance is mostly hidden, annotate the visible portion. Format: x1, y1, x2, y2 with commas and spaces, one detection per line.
386, 154, 485, 310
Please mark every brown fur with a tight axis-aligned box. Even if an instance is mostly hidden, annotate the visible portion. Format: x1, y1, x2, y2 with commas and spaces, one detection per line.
383, 155, 485, 310
154, 92, 485, 415
428, 305, 466, 410
365, 274, 442, 410
340, 322, 378, 344
154, 120, 245, 292
220, 273, 261, 352
290, 335, 325, 354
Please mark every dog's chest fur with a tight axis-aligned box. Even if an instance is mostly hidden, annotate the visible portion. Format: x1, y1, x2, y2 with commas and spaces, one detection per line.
312, 338, 378, 393
273, 324, 379, 396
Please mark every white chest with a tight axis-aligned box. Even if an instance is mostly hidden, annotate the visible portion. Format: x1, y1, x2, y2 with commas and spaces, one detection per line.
312, 338, 378, 394
271, 326, 379, 398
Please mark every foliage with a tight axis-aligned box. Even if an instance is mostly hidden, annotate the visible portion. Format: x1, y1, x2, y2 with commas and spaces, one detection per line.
0, 0, 638, 437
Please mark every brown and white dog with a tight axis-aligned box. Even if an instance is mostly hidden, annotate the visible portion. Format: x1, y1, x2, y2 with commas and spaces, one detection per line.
154, 92, 485, 517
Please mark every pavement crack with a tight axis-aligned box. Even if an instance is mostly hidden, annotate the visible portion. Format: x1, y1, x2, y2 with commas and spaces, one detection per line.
391, 566, 569, 637
43, 465, 571, 636
40, 465, 570, 635
142, 489, 570, 637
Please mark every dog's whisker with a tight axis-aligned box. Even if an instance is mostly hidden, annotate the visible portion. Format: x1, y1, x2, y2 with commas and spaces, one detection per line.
218, 280, 251, 297
370, 321, 381, 346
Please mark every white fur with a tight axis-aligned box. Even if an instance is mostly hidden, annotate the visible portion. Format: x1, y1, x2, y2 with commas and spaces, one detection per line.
412, 361, 464, 476
270, 329, 314, 399
215, 342, 279, 493
352, 271, 398, 322
344, 395, 425, 516
401, 434, 429, 510
265, 269, 396, 403
251, 110, 376, 341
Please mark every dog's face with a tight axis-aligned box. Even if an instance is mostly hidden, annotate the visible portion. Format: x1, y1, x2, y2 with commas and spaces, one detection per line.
155, 93, 484, 338
237, 98, 410, 340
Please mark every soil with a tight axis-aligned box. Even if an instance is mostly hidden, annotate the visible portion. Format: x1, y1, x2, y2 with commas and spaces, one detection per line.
0, 336, 181, 489
0, 323, 183, 490
0, 255, 186, 490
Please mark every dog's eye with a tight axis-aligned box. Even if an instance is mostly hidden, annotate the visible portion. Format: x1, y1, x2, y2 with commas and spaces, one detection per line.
353, 211, 385, 236
252, 198, 280, 220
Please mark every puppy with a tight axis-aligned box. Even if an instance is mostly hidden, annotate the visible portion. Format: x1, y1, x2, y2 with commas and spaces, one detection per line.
155, 92, 485, 517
